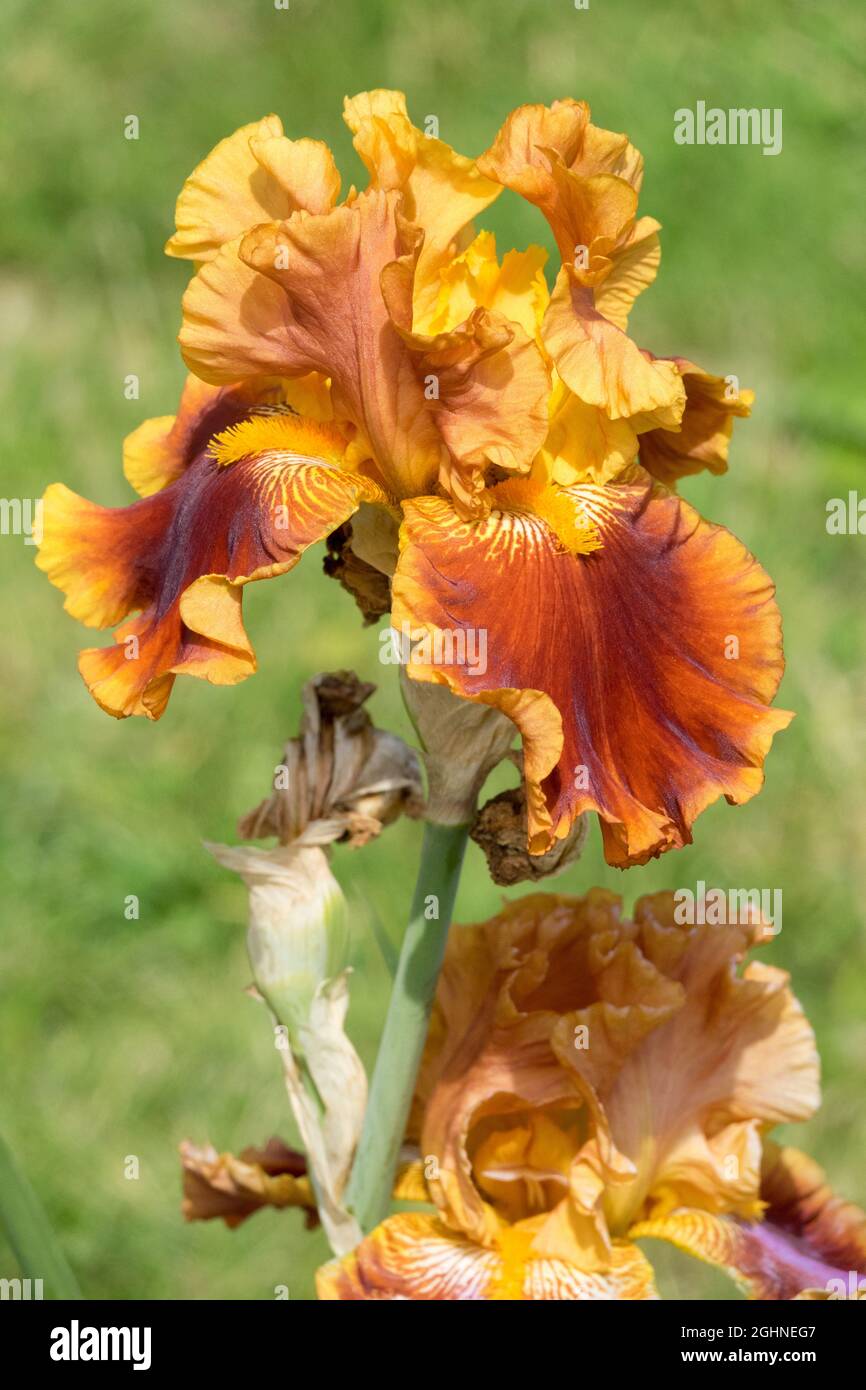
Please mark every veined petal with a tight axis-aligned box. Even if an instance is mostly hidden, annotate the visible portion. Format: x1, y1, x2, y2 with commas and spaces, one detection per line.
638, 357, 755, 486
631, 1147, 866, 1300
316, 1212, 658, 1300
343, 89, 501, 321
122, 375, 292, 498
165, 115, 340, 262
181, 190, 448, 498
316, 1213, 500, 1300
521, 1240, 658, 1300
392, 480, 792, 866
41, 380, 279, 627
38, 405, 381, 719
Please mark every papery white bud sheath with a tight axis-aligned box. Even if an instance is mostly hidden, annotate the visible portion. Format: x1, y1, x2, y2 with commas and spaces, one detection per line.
205, 841, 348, 1039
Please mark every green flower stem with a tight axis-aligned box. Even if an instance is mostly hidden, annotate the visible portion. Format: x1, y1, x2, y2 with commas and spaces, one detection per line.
347, 820, 469, 1234
0, 1128, 82, 1299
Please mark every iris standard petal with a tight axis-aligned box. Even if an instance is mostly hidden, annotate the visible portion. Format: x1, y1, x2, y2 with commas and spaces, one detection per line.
165, 115, 340, 262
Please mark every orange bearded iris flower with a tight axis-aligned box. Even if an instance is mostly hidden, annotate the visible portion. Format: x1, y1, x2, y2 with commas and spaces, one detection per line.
317, 891, 866, 1301
37, 91, 791, 864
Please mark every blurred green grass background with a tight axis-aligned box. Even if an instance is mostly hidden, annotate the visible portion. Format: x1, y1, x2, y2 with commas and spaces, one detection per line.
1, 0, 864, 1300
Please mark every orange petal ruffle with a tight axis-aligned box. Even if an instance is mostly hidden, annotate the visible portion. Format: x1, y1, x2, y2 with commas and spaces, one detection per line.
397, 307, 550, 514
478, 100, 679, 422
165, 114, 340, 262
392, 480, 792, 865
38, 391, 379, 719
598, 896, 819, 1235
181, 188, 549, 509
316, 1213, 657, 1301
477, 99, 645, 261
343, 89, 501, 321
631, 1147, 866, 1300
413, 890, 817, 1273
181, 190, 445, 499
638, 357, 755, 487
415, 890, 681, 1266
543, 269, 684, 420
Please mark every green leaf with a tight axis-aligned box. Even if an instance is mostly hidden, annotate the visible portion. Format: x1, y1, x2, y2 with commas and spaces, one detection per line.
0, 1129, 82, 1299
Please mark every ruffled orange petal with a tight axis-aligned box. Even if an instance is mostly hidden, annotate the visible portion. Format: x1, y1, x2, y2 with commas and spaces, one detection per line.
181, 190, 448, 499
38, 403, 381, 719
541, 377, 639, 486
477, 99, 591, 245
392, 478, 792, 866
178, 236, 297, 382
479, 102, 675, 420
122, 375, 289, 498
248, 132, 341, 217
638, 357, 755, 486
599, 900, 819, 1232
399, 307, 550, 513
316, 1213, 657, 1300
416, 891, 683, 1267
420, 231, 549, 341
478, 101, 648, 281
632, 1147, 866, 1300
182, 189, 548, 509
165, 115, 340, 262
479, 100, 643, 208
543, 268, 684, 420
422, 1010, 589, 1250
343, 89, 501, 320
594, 216, 662, 332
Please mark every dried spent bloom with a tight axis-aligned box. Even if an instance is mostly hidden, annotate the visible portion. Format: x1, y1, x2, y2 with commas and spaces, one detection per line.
37, 91, 791, 867
180, 1138, 316, 1229
205, 671, 422, 1256
208, 671, 422, 1029
238, 670, 424, 846
178, 1137, 430, 1237
323, 523, 392, 625
470, 782, 588, 885
316, 891, 864, 1300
